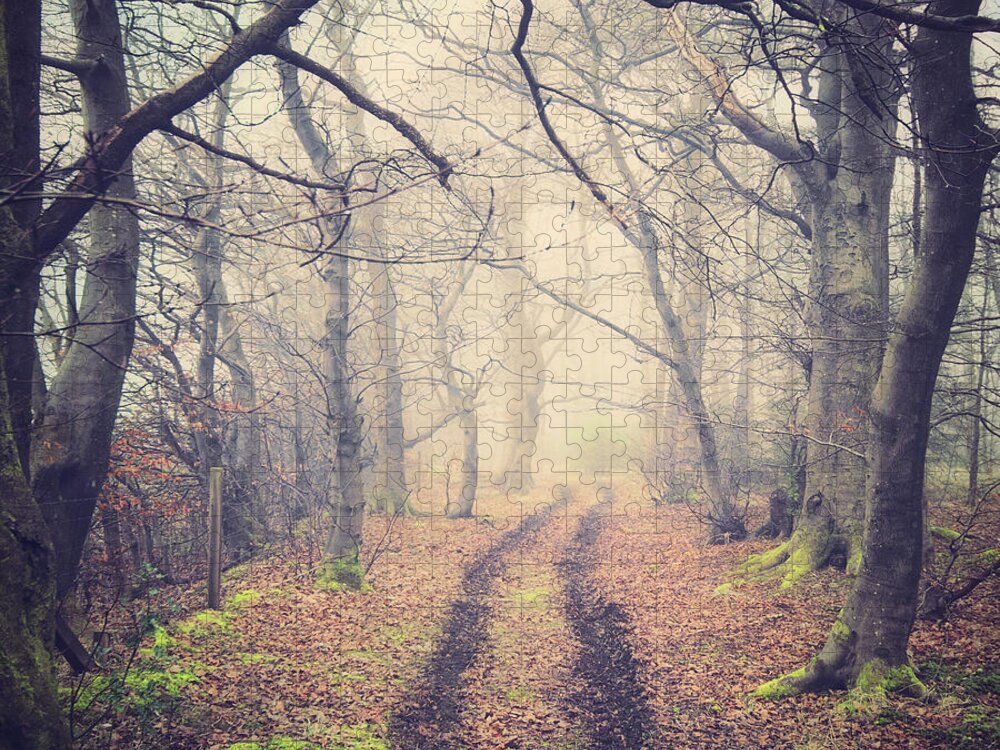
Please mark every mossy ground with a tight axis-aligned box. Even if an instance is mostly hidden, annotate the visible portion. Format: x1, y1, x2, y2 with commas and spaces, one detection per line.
316, 557, 370, 592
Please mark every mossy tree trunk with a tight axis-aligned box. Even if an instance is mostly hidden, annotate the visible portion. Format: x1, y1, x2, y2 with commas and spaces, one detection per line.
760, 26, 895, 584
663, 10, 897, 581
0, 353, 68, 749
757, 0, 998, 697
0, 2, 68, 743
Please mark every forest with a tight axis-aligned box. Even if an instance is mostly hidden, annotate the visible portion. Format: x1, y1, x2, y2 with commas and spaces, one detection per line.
0, 0, 999, 747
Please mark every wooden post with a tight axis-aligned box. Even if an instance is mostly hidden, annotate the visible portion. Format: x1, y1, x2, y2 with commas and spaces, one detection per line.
208, 467, 223, 609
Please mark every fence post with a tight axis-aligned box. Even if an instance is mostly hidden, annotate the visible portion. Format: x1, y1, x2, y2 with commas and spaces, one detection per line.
208, 467, 223, 609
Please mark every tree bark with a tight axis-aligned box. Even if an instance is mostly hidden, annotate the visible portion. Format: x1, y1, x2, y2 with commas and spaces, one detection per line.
31, 0, 140, 599
0, 0, 42, 478
0, 2, 68, 743
757, 0, 998, 697
690, 15, 899, 581
369, 237, 408, 513
278, 25, 368, 584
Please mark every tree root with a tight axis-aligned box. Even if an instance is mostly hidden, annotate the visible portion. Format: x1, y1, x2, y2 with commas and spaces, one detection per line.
753, 658, 926, 703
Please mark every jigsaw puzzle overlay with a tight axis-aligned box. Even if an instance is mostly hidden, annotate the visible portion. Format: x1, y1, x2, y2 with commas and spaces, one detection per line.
11, 0, 1000, 748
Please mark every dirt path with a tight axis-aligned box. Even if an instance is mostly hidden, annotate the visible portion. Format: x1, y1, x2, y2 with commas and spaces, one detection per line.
557, 495, 660, 749
389, 493, 570, 749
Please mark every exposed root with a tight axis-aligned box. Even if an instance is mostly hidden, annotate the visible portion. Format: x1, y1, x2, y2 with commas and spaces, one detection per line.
753, 667, 811, 700
852, 660, 927, 701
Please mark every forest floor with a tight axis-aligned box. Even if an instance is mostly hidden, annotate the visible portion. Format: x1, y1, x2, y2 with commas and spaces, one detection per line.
69, 479, 1000, 750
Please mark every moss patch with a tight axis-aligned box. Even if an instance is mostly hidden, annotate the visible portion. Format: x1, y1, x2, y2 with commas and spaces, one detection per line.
848, 660, 926, 706
753, 666, 807, 700
330, 722, 389, 749
316, 557, 370, 592
175, 608, 234, 640
225, 738, 319, 750
226, 589, 262, 611
920, 659, 1000, 696
930, 526, 962, 542
937, 705, 1000, 749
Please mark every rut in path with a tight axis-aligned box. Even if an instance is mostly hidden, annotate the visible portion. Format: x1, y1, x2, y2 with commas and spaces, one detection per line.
559, 496, 660, 749
389, 492, 568, 750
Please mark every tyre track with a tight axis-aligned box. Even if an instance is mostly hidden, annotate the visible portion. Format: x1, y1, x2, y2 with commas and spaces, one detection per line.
389, 491, 570, 749
559, 492, 660, 749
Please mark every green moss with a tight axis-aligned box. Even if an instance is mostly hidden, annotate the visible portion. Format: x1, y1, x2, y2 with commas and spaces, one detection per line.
316, 557, 370, 592
147, 622, 175, 659
753, 667, 807, 700
846, 546, 863, 576
506, 685, 535, 702
852, 660, 926, 702
920, 659, 1000, 695
779, 544, 821, 589
713, 582, 735, 596
226, 589, 262, 611
176, 609, 234, 639
269, 738, 319, 750
125, 665, 200, 702
225, 739, 318, 750
939, 705, 1000, 749
739, 542, 789, 576
345, 649, 391, 665
331, 722, 388, 749
829, 614, 853, 646
513, 584, 553, 607
382, 623, 422, 645
237, 652, 280, 666
930, 526, 962, 542
976, 548, 1000, 567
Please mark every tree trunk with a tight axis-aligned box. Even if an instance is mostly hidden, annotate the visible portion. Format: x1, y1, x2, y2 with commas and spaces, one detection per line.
757, 0, 998, 697
278, 28, 367, 585
0, 3, 68, 741
966, 282, 988, 504
0, 354, 68, 749
369, 259, 408, 513
100, 505, 126, 589
500, 369, 544, 495
31, 0, 140, 599
319, 253, 367, 583
0, 0, 43, 479
744, 26, 897, 584
448, 400, 479, 518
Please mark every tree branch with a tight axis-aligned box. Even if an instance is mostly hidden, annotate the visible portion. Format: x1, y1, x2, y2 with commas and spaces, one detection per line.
267, 42, 452, 188
33, 0, 320, 263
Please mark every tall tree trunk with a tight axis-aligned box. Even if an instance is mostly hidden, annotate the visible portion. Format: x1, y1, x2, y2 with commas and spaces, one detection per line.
320, 252, 367, 578
0, 352, 67, 749
967, 281, 988, 504
278, 25, 367, 585
757, 0, 998, 696
0, 2, 68, 743
0, 0, 42, 478
741, 24, 897, 584
369, 256, 407, 513
32, 0, 140, 598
